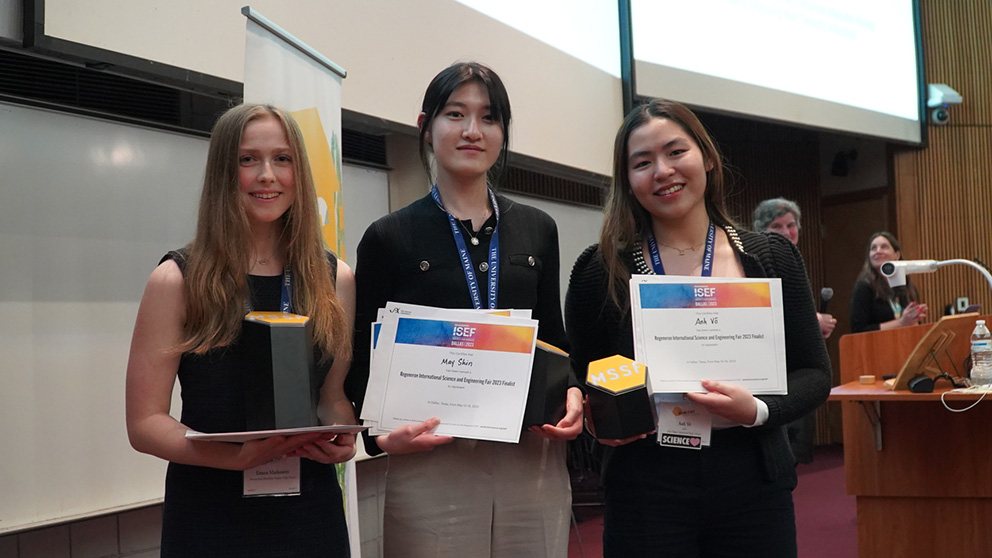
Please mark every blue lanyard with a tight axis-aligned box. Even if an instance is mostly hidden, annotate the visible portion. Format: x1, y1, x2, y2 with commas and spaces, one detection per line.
646, 222, 716, 277
246, 266, 293, 313
430, 184, 500, 309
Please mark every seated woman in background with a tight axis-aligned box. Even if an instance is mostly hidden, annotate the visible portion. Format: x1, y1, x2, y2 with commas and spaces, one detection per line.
850, 231, 928, 333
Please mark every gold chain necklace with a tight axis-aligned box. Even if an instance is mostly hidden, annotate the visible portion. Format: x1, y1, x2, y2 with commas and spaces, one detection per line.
255, 230, 286, 266
655, 238, 705, 256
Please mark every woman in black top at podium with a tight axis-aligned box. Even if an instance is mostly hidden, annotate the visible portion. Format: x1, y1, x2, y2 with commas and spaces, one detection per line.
125, 104, 356, 557
850, 231, 928, 333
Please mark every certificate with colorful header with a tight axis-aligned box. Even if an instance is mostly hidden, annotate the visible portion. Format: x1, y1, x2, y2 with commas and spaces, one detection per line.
630, 275, 787, 395
361, 303, 531, 433
369, 304, 539, 443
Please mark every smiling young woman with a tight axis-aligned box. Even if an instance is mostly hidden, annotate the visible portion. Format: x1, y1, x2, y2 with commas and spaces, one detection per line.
237, 113, 297, 239
125, 103, 356, 557
347, 62, 583, 558
565, 99, 831, 558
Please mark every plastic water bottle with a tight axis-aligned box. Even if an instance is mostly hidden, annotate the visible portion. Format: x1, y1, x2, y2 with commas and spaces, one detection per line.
970, 319, 992, 386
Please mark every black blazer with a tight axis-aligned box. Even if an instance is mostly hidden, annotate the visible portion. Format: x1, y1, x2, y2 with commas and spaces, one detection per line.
346, 193, 571, 455
849, 279, 896, 333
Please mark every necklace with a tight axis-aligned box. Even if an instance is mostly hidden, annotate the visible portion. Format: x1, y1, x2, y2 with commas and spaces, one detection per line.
654, 238, 705, 256
254, 231, 286, 266
255, 247, 280, 266
455, 208, 491, 246
457, 219, 481, 246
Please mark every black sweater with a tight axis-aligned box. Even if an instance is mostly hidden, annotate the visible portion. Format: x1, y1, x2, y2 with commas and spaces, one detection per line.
564, 227, 831, 481
849, 279, 895, 333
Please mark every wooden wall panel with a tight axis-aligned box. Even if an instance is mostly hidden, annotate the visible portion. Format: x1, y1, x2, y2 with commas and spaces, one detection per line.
698, 115, 834, 444
700, 113, 825, 297
894, 0, 992, 319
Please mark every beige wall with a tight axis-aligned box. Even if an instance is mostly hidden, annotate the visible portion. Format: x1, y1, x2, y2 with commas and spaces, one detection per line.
43, 0, 622, 176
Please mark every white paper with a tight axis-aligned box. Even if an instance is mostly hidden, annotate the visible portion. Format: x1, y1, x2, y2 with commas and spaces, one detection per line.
366, 303, 539, 443
630, 275, 787, 395
185, 424, 367, 443
361, 302, 531, 434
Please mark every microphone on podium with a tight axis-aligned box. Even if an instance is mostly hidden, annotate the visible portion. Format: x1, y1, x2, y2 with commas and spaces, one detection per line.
877, 258, 992, 305
880, 260, 940, 276
880, 260, 939, 288
819, 287, 834, 314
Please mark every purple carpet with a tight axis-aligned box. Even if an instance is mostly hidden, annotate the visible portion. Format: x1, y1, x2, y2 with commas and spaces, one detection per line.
568, 444, 856, 558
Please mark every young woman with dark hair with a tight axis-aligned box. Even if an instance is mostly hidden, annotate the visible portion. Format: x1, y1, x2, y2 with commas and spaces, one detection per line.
348, 62, 582, 557
566, 99, 831, 557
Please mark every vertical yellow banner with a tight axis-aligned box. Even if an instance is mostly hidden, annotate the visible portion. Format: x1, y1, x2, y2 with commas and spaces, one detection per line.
291, 107, 344, 255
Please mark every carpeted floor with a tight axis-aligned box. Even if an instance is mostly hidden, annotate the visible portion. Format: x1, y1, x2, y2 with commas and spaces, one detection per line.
793, 444, 858, 557
567, 444, 856, 558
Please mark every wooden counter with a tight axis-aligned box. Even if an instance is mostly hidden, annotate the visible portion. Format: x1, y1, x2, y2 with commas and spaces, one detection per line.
835, 322, 992, 557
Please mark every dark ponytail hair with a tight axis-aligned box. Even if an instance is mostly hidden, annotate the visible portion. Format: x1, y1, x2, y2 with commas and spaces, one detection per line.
417, 62, 511, 187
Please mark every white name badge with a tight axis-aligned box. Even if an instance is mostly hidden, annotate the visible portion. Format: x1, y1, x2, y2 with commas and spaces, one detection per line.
655, 395, 712, 450
243, 456, 301, 497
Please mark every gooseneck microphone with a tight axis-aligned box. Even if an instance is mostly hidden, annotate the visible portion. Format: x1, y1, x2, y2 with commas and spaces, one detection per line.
879, 260, 940, 288
877, 258, 992, 298
819, 287, 834, 314
879, 260, 940, 277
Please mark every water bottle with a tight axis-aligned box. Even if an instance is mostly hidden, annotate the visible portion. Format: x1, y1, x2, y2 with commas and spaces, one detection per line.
970, 319, 992, 386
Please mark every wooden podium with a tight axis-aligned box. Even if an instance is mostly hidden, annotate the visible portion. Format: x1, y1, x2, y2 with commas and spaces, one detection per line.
832, 314, 992, 557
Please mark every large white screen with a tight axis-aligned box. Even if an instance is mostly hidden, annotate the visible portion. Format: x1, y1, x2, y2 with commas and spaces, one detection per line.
632, 0, 922, 143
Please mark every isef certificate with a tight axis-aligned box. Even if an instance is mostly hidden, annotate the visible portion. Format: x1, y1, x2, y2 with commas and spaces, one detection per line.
372, 310, 538, 443
630, 276, 787, 395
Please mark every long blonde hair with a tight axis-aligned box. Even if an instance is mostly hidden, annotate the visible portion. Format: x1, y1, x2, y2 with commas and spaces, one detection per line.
180, 103, 351, 360
600, 99, 733, 308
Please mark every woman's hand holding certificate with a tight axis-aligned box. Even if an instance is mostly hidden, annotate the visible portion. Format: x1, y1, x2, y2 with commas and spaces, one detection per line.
684, 379, 759, 426
376, 417, 455, 454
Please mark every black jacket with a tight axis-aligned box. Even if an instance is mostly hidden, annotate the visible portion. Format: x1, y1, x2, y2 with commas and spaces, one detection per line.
346, 193, 571, 455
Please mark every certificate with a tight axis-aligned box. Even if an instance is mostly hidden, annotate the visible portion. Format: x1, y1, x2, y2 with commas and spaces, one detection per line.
361, 303, 531, 434
630, 275, 787, 395
368, 305, 539, 443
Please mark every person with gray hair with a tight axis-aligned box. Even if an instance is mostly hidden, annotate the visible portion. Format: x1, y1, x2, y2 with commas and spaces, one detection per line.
753, 198, 835, 338
753, 198, 801, 245
753, 198, 832, 464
